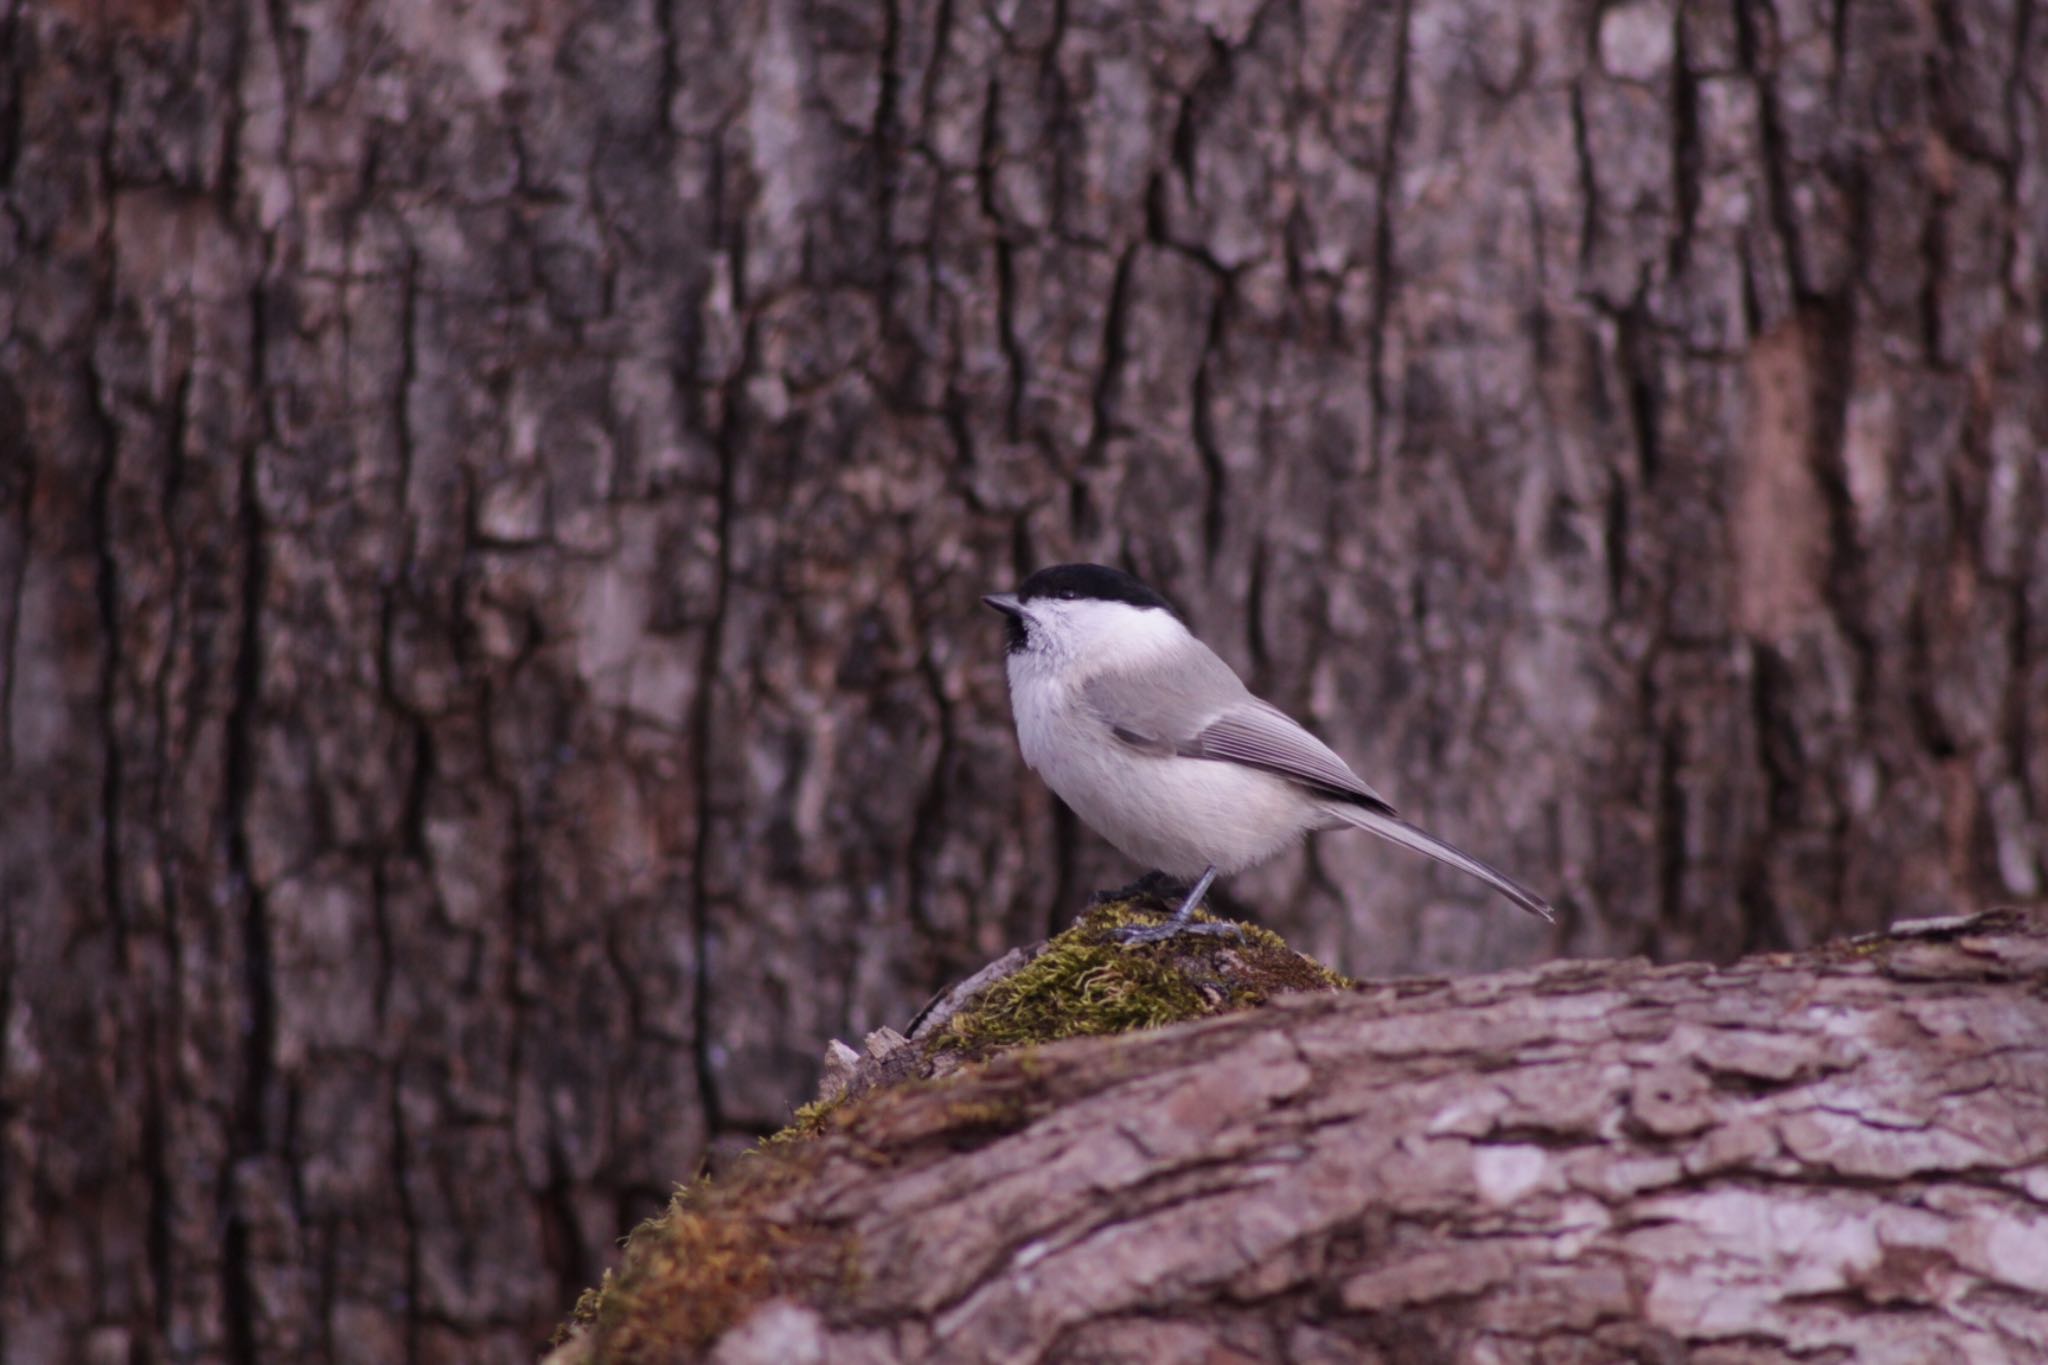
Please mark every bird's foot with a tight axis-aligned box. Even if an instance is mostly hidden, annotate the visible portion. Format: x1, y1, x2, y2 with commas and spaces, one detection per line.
1114, 917, 1245, 946
1110, 865, 1233, 944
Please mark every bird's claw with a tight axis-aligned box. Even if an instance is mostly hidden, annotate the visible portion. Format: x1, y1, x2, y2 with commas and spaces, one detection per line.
1114, 918, 1245, 946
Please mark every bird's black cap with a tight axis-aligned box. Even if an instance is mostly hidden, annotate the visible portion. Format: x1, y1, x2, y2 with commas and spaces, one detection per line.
1013, 563, 1177, 613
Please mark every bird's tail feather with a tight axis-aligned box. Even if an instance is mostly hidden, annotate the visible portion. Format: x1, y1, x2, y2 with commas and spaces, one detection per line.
1326, 804, 1555, 923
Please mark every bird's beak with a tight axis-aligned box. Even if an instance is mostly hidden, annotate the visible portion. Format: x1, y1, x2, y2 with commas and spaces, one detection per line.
981, 593, 1025, 618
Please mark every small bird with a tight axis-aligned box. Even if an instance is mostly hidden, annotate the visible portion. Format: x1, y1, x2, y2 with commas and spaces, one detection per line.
984, 563, 1554, 943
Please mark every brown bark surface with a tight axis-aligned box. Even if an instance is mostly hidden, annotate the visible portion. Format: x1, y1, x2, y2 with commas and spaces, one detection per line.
555, 909, 2048, 1364
3, 0, 2046, 1356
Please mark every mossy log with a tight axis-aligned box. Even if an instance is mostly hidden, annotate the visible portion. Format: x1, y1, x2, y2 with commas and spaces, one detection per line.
551, 900, 2048, 1363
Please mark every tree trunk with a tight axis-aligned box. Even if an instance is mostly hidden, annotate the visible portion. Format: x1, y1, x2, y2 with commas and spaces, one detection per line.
550, 909, 2048, 1364
2, 0, 2044, 1356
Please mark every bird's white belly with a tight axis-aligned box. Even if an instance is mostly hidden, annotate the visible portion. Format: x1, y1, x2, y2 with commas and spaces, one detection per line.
1019, 704, 1318, 877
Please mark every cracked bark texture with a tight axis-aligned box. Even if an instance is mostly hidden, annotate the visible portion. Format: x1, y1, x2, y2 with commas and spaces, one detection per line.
1, 0, 2044, 1357
556, 911, 2048, 1363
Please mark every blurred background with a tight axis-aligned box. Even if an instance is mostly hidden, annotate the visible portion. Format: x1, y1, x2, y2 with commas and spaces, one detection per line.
3, 0, 2043, 1357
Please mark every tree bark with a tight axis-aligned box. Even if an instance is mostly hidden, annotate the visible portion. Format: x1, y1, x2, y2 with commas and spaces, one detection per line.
3, 0, 2045, 1357
554, 909, 2048, 1364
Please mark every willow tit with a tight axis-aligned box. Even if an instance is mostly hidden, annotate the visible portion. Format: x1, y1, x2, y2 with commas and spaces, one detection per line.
984, 563, 1554, 943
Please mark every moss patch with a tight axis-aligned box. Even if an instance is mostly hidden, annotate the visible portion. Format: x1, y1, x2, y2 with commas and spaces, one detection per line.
935, 898, 1347, 1059
761, 1094, 844, 1147
551, 1154, 849, 1363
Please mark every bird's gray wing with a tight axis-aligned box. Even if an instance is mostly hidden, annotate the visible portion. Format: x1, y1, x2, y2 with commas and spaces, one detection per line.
1082, 654, 1392, 811
1184, 701, 1392, 811
1080, 644, 1249, 757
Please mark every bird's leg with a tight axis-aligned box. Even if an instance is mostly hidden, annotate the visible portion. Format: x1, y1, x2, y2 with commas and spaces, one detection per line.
1114, 866, 1242, 944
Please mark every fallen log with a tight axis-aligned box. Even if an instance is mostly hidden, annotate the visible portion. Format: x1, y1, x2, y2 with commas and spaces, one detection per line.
550, 898, 2048, 1363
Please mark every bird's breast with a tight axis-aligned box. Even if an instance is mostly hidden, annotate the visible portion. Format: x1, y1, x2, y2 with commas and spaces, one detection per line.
1006, 674, 1318, 877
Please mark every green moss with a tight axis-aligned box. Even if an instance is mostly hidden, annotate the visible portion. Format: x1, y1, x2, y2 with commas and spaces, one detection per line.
558, 1275, 608, 1340
761, 1094, 845, 1147
935, 898, 1347, 1059
556, 1159, 851, 1363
